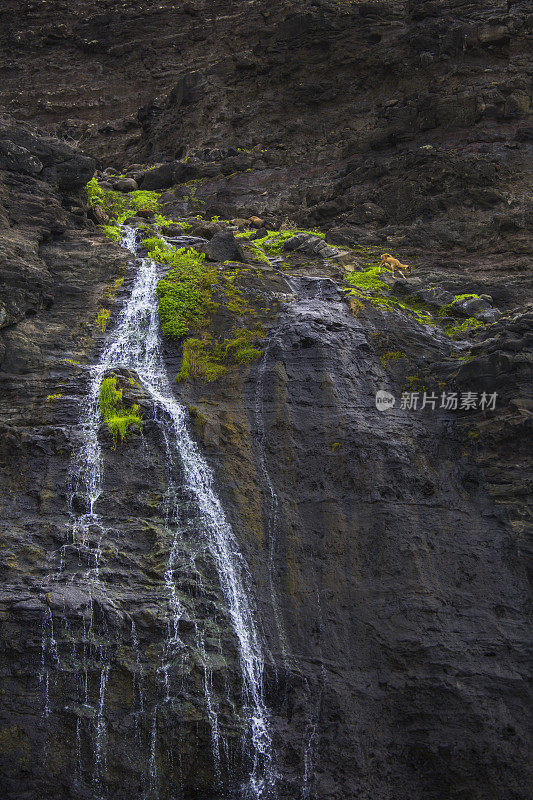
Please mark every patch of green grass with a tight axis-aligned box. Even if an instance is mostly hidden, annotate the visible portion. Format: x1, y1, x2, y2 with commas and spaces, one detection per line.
346, 266, 389, 292
102, 225, 122, 243
177, 337, 228, 383
253, 230, 299, 255
177, 329, 262, 383
346, 270, 435, 326
95, 309, 111, 331
99, 376, 142, 446
148, 236, 219, 339
86, 177, 160, 225
444, 317, 484, 339
380, 351, 407, 366
244, 241, 271, 264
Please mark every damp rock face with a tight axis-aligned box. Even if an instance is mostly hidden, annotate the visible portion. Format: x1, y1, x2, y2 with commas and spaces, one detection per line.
0, 3, 531, 800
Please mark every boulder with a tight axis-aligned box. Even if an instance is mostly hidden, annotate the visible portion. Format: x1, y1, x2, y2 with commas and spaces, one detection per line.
0, 139, 43, 175
113, 177, 138, 192
326, 226, 362, 247
249, 227, 268, 240
0, 116, 94, 189
282, 233, 337, 259
203, 231, 245, 262
190, 220, 223, 240
249, 215, 264, 228
135, 208, 155, 220
89, 204, 109, 225
139, 162, 176, 190
476, 308, 502, 324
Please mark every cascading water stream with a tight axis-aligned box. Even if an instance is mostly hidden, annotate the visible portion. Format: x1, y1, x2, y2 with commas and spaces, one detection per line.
253, 343, 291, 668
66, 225, 275, 798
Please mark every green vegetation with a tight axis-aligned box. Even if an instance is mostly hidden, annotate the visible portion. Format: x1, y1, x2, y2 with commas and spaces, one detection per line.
146, 231, 264, 382
177, 329, 262, 382
99, 377, 143, 446
345, 266, 435, 326
86, 177, 160, 224
244, 241, 271, 265
46, 393, 63, 402
95, 309, 111, 331
149, 237, 219, 339
253, 229, 324, 255
380, 351, 407, 366
102, 225, 122, 243
444, 317, 484, 339
438, 293, 481, 317
346, 266, 389, 292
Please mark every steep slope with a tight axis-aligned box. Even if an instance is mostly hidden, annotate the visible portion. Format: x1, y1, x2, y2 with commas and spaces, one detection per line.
0, 1, 531, 799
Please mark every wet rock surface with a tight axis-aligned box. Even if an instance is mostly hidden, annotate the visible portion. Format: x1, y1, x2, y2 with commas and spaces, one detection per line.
0, 1, 531, 799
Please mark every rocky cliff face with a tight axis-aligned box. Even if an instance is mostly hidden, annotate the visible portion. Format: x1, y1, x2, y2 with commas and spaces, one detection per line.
0, 2, 531, 800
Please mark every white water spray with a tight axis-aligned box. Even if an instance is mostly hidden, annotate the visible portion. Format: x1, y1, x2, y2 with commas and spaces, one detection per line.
68, 226, 275, 797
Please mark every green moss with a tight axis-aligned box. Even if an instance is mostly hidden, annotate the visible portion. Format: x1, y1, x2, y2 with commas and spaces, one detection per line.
177, 337, 228, 383
103, 276, 124, 302
252, 230, 303, 256
102, 225, 122, 243
346, 266, 389, 292
177, 329, 262, 383
153, 213, 192, 233
46, 393, 63, 402
95, 308, 111, 331
150, 237, 218, 339
86, 177, 160, 225
99, 377, 142, 446
438, 293, 481, 317
244, 241, 271, 264
444, 317, 484, 339
380, 351, 407, 366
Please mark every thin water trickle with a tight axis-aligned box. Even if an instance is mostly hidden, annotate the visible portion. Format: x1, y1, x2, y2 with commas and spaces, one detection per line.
63, 225, 275, 798
253, 344, 290, 667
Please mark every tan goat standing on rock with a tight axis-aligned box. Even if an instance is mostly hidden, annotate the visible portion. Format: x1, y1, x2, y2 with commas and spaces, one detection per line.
379, 253, 410, 280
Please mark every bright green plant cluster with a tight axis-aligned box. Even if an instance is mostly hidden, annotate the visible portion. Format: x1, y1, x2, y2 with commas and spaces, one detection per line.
149, 237, 218, 339
99, 376, 143, 446
380, 351, 407, 366
253, 229, 321, 255
346, 266, 389, 292
102, 225, 122, 243
95, 309, 111, 331
345, 267, 435, 326
177, 329, 262, 382
444, 317, 484, 339
86, 177, 160, 224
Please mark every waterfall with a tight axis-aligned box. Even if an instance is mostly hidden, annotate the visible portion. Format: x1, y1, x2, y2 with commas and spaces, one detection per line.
63, 225, 275, 798
253, 343, 291, 667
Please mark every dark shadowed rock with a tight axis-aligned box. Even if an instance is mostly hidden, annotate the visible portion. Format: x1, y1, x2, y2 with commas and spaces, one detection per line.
202, 231, 245, 262
190, 220, 223, 240
139, 161, 176, 190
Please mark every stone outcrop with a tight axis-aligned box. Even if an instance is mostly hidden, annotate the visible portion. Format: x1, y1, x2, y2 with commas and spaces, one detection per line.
0, 1, 531, 799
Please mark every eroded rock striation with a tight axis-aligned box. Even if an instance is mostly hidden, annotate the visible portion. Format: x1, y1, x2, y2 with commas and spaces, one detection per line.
0, 2, 531, 799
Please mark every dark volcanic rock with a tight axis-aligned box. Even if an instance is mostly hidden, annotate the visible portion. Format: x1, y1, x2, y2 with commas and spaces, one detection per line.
202, 230, 245, 262
0, 2, 531, 800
